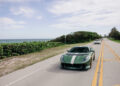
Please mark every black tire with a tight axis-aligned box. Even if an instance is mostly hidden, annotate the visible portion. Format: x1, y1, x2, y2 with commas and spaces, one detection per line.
61, 63, 64, 69
83, 65, 87, 70
93, 54, 95, 61
90, 60, 92, 69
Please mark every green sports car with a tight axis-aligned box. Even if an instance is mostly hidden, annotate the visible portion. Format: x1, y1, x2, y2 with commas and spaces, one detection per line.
60, 46, 95, 70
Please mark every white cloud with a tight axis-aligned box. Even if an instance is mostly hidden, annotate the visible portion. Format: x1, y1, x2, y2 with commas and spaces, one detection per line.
0, 17, 26, 29
0, 0, 41, 3
36, 16, 42, 20
49, 0, 120, 15
49, 0, 92, 15
10, 7, 43, 20
10, 7, 35, 18
49, 0, 120, 30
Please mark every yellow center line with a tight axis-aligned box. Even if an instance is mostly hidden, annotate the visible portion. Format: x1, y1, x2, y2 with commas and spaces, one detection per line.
91, 41, 104, 86
99, 41, 104, 86
92, 40, 120, 86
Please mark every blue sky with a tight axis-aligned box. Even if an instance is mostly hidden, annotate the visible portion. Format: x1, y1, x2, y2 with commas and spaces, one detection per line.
0, 0, 120, 39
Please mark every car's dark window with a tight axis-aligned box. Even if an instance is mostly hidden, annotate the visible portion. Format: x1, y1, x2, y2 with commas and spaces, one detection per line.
69, 47, 89, 53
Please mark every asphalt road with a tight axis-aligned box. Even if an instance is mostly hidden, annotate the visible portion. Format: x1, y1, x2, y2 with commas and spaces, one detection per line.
0, 39, 120, 86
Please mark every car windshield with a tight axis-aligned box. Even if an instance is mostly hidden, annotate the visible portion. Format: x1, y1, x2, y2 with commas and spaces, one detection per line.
69, 47, 89, 53
95, 40, 99, 41
95, 39, 101, 41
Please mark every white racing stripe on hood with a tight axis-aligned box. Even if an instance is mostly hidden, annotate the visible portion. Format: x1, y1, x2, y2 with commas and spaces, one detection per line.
71, 55, 76, 64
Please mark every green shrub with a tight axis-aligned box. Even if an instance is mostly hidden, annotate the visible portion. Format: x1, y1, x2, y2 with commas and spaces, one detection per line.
0, 42, 63, 59
0, 45, 3, 59
12, 53, 20, 56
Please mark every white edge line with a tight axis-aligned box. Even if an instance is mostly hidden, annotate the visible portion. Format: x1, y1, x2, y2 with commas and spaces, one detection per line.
5, 68, 41, 86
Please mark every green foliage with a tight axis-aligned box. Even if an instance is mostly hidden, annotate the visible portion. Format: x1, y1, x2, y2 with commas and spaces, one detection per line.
109, 38, 120, 43
0, 45, 3, 59
109, 27, 120, 40
0, 42, 63, 59
51, 31, 101, 44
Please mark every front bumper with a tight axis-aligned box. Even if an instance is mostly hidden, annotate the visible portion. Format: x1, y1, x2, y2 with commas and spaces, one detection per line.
94, 42, 101, 44
61, 63, 90, 69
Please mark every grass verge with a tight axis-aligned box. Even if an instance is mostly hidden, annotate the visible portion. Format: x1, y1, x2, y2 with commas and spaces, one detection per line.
0, 42, 91, 77
109, 38, 120, 43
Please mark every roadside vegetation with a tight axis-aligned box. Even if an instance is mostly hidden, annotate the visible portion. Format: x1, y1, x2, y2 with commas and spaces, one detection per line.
0, 31, 101, 59
51, 31, 101, 44
0, 42, 63, 59
108, 27, 120, 40
108, 27, 120, 43
109, 38, 120, 43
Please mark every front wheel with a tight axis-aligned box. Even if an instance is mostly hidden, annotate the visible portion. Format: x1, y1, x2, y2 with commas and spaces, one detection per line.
61, 63, 64, 69
90, 60, 92, 69
93, 54, 95, 61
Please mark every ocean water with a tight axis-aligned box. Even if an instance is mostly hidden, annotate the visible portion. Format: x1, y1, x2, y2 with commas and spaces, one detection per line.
0, 39, 51, 43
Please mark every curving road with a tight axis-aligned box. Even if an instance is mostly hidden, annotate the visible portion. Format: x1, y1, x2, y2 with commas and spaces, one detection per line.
0, 39, 120, 86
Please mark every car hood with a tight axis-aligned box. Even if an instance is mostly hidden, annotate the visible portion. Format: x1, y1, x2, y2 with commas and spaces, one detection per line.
62, 53, 90, 64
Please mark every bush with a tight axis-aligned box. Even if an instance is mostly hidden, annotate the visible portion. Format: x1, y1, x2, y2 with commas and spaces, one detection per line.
0, 42, 63, 59
0, 45, 3, 59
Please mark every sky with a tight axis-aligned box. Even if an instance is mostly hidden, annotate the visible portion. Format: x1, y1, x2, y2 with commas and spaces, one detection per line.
0, 0, 120, 39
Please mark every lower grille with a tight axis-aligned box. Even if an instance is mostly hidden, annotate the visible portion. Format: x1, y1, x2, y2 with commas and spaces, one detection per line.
61, 63, 86, 68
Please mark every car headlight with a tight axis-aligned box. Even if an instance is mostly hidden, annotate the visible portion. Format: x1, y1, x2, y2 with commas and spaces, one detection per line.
83, 56, 90, 61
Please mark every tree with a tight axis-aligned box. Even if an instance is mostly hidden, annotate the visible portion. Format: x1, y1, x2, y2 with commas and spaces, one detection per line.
51, 31, 101, 44
109, 27, 120, 40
